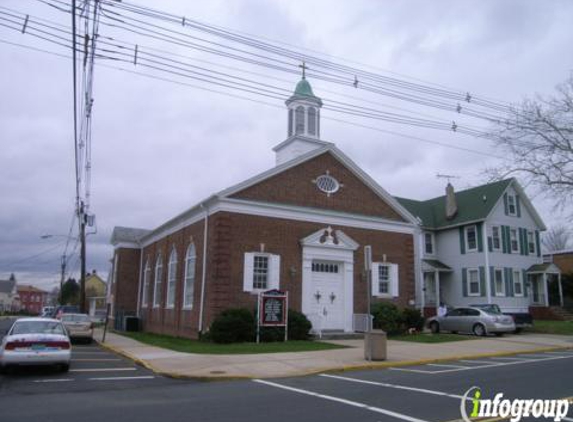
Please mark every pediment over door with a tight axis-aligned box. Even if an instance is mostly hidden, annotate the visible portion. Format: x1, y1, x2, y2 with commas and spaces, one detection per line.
300, 226, 359, 251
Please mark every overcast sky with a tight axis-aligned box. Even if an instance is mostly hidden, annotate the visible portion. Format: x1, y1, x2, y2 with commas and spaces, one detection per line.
1, 0, 572, 290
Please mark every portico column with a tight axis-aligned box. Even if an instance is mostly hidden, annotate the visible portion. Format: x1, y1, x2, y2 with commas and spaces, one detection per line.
543, 273, 549, 307
435, 270, 440, 313
558, 273, 564, 308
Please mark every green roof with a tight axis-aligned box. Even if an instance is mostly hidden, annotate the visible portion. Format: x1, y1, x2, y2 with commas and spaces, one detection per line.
294, 78, 315, 97
395, 179, 513, 230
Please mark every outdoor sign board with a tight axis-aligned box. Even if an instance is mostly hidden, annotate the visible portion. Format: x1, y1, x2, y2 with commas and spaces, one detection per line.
256, 289, 288, 342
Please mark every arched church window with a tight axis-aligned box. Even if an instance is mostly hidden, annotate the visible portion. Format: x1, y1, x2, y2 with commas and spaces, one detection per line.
288, 109, 293, 137
308, 107, 316, 135
295, 106, 305, 134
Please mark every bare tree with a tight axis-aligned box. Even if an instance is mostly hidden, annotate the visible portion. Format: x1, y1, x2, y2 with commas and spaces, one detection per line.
487, 76, 573, 217
542, 225, 571, 252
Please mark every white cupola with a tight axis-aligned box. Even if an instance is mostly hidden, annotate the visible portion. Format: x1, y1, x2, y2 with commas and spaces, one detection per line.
274, 75, 328, 166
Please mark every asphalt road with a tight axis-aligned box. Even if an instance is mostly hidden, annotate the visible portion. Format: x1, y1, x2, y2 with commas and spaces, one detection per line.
1, 317, 572, 422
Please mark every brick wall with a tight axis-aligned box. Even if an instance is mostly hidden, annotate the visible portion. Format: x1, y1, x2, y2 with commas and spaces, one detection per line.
552, 253, 573, 275
113, 248, 141, 317
230, 151, 406, 222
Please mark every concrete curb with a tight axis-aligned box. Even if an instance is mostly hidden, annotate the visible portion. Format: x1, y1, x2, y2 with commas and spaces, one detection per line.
95, 338, 572, 381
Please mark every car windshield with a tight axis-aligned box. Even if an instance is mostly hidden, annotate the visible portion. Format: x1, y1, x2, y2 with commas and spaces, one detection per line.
483, 308, 503, 315
61, 314, 90, 323
11, 321, 65, 335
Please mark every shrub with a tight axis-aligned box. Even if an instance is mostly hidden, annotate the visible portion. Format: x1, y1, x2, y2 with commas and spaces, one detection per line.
258, 309, 312, 342
210, 308, 255, 344
402, 307, 425, 331
371, 302, 404, 335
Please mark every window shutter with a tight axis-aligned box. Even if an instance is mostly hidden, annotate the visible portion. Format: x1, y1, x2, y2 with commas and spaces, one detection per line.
459, 226, 466, 254
535, 231, 541, 257
523, 229, 529, 256
518, 228, 525, 255
523, 270, 528, 297
503, 193, 509, 215
371, 264, 380, 297
243, 253, 255, 292
462, 268, 468, 297
488, 237, 493, 252
504, 226, 511, 254
516, 196, 521, 217
477, 222, 483, 252
501, 226, 508, 254
489, 266, 495, 295
505, 268, 512, 297
479, 266, 486, 297
390, 264, 399, 297
269, 254, 281, 290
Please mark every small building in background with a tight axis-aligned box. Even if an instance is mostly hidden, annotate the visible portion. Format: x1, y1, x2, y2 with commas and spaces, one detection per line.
17, 284, 48, 315
86, 269, 107, 318
0, 274, 20, 313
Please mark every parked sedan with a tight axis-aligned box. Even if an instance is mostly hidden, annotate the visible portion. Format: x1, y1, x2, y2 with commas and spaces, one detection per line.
427, 307, 515, 336
0, 318, 71, 372
60, 313, 94, 343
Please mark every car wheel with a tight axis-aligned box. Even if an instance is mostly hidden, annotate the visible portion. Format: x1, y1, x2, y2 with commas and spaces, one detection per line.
430, 321, 440, 334
472, 323, 486, 337
494, 332, 504, 337
59, 364, 70, 373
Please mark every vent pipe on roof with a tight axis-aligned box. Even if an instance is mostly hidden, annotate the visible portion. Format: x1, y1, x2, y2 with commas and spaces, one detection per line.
445, 182, 458, 220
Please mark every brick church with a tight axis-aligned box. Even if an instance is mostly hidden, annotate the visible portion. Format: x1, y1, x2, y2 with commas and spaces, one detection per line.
110, 77, 420, 338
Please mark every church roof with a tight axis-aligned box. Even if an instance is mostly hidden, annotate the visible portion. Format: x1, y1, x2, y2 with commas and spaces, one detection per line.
0, 279, 16, 294
111, 226, 150, 246
294, 78, 315, 97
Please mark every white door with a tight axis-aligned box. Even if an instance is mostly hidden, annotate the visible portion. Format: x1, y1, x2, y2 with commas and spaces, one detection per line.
309, 260, 344, 330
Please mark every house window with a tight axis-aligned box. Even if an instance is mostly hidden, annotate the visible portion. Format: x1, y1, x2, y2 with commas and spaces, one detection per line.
507, 194, 517, 216
166, 248, 177, 308
465, 225, 478, 252
510, 228, 519, 253
424, 232, 434, 255
183, 243, 196, 309
378, 265, 390, 294
141, 259, 151, 307
295, 106, 305, 134
468, 269, 480, 296
527, 231, 536, 254
153, 254, 163, 307
494, 268, 505, 296
312, 262, 339, 273
491, 226, 501, 250
253, 255, 269, 290
513, 270, 524, 296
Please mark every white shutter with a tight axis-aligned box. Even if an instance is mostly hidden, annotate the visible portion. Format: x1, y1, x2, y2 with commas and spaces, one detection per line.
269, 254, 281, 290
390, 264, 399, 297
243, 253, 255, 292
371, 263, 380, 297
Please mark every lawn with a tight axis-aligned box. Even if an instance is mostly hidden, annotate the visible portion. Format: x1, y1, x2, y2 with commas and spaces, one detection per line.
120, 331, 348, 354
389, 333, 478, 343
526, 320, 573, 335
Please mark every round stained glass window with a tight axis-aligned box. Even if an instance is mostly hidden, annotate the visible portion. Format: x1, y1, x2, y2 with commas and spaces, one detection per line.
315, 174, 340, 195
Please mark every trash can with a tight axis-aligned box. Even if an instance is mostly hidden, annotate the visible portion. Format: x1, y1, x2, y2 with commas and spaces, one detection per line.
124, 316, 140, 332
364, 329, 387, 361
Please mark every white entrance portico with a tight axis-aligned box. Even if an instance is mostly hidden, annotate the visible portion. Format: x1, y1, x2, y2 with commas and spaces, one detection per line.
301, 227, 358, 333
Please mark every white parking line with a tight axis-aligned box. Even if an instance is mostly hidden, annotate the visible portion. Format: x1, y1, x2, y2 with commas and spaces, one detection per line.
73, 359, 122, 362
489, 356, 533, 361
458, 359, 501, 365
389, 367, 438, 374
544, 351, 573, 356
88, 376, 155, 381
253, 379, 431, 422
319, 374, 468, 400
33, 378, 74, 383
427, 363, 470, 369
70, 367, 137, 372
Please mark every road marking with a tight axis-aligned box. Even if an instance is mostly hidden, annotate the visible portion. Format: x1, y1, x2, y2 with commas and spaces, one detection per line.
561, 418, 573, 422
70, 367, 137, 372
389, 367, 438, 374
319, 374, 468, 400
88, 376, 155, 381
427, 363, 470, 369
458, 360, 500, 365
516, 353, 555, 358
73, 359, 122, 362
72, 351, 112, 355
544, 351, 573, 356
253, 379, 431, 422
488, 357, 533, 361
33, 378, 74, 383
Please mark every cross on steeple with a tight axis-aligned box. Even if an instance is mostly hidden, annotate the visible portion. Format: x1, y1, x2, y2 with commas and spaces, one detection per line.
299, 61, 308, 79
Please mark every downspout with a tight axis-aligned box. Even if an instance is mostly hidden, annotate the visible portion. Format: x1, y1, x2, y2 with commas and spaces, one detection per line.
198, 203, 209, 333
135, 240, 144, 318
417, 228, 425, 312
483, 221, 492, 304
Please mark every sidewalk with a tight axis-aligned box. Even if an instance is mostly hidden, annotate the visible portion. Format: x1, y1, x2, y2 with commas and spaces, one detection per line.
95, 329, 573, 380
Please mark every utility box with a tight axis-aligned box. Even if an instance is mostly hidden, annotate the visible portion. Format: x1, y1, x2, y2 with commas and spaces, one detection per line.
364, 329, 387, 361
124, 316, 140, 332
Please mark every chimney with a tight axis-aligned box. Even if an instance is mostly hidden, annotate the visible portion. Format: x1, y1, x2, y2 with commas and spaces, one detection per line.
445, 182, 458, 220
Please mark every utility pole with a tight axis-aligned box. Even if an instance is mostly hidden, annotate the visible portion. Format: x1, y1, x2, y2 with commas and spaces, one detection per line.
80, 201, 87, 314
59, 254, 66, 305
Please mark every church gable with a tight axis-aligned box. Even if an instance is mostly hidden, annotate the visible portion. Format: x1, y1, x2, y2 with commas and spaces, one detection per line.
229, 151, 408, 222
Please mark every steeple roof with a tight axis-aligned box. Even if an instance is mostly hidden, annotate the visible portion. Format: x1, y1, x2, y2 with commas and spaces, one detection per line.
286, 77, 322, 106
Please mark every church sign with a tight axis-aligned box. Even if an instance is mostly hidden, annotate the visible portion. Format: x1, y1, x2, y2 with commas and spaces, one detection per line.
256, 290, 288, 342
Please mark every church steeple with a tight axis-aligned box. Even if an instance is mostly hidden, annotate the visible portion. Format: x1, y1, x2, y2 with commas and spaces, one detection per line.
285, 65, 322, 139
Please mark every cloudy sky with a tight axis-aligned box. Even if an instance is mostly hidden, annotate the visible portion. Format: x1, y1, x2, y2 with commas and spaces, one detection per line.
1, 0, 572, 290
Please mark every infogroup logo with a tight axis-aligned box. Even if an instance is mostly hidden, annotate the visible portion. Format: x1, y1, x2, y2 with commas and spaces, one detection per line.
460, 386, 570, 422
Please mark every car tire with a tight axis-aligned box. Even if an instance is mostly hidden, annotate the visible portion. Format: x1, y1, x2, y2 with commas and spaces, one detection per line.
451, 331, 458, 334
429, 321, 440, 334
60, 364, 70, 373
472, 323, 486, 337
494, 332, 504, 337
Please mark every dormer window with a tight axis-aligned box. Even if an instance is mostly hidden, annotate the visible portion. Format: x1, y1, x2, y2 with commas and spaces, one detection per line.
507, 194, 517, 216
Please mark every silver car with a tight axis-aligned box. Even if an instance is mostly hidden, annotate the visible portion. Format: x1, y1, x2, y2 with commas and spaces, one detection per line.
0, 318, 72, 372
61, 313, 94, 343
427, 307, 515, 336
